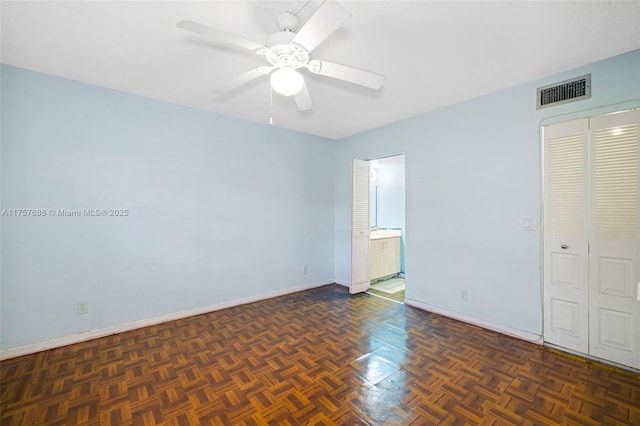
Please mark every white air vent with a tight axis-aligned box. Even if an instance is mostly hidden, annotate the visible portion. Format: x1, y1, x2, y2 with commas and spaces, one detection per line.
537, 74, 591, 109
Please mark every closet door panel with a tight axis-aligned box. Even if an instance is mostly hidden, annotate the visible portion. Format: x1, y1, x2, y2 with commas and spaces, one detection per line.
351, 159, 371, 294
543, 119, 590, 354
589, 110, 640, 369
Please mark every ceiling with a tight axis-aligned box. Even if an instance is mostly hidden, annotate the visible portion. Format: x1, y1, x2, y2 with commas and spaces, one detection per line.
2, 1, 640, 140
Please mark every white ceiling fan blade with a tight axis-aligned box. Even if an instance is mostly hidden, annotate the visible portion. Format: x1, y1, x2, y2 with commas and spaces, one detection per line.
294, 82, 313, 111
177, 20, 266, 53
213, 67, 272, 93
292, 0, 351, 53
308, 60, 385, 90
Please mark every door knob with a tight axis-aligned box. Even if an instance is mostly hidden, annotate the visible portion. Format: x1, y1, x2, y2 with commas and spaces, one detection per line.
560, 245, 568, 249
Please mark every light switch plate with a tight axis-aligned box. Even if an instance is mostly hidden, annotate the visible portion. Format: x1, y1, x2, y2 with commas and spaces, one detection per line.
523, 217, 533, 230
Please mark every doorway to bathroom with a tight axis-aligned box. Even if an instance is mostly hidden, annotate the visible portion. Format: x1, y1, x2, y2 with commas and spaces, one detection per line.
366, 154, 406, 303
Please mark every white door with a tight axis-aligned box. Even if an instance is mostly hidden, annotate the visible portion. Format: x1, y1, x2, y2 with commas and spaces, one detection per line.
588, 110, 640, 369
543, 119, 590, 354
543, 109, 640, 370
351, 159, 370, 294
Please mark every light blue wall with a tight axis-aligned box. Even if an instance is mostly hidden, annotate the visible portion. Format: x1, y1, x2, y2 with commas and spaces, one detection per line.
0, 65, 335, 350
334, 49, 640, 336
2, 49, 639, 352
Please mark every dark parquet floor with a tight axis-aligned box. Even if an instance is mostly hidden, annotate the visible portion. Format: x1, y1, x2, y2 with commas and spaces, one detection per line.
1, 284, 639, 425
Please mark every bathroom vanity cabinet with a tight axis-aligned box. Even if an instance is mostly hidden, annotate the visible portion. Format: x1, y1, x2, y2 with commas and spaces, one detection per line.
370, 230, 401, 281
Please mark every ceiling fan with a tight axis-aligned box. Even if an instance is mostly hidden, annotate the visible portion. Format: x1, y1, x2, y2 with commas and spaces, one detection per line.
177, 0, 385, 111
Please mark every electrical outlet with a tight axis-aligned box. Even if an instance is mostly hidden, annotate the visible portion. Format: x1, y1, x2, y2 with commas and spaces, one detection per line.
77, 302, 88, 315
459, 288, 468, 301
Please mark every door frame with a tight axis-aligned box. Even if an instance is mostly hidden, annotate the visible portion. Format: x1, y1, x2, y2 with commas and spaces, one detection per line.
350, 153, 406, 295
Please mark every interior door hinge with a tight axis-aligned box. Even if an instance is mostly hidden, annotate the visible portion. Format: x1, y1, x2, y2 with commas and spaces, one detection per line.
588, 243, 590, 254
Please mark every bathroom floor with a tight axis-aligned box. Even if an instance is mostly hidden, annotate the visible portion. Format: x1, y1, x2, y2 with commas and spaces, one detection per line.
367, 277, 405, 303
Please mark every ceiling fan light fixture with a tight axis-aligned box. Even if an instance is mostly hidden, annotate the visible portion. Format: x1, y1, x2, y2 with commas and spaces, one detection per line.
270, 67, 304, 96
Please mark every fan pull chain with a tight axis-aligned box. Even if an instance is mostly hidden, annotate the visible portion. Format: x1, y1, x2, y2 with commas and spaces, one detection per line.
269, 85, 274, 125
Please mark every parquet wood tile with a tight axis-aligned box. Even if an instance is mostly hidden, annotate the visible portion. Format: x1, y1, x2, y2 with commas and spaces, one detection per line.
2, 284, 639, 425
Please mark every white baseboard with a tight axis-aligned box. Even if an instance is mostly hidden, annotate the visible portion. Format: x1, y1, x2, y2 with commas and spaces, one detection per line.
0, 280, 334, 361
405, 298, 543, 345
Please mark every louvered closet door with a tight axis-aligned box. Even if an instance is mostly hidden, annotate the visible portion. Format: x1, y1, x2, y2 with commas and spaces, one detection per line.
589, 110, 640, 369
351, 159, 371, 294
543, 119, 590, 354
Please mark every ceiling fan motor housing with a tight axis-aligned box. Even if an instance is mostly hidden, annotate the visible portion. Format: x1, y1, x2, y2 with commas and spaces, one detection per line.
265, 30, 309, 70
